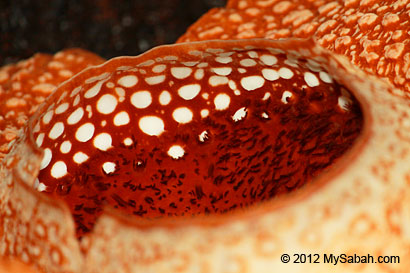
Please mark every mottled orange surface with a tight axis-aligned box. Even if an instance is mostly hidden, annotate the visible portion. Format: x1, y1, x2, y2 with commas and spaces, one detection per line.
0, 257, 41, 273
179, 0, 410, 94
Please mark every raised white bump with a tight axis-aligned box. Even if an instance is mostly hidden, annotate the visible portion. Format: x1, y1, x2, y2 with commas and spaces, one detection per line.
240, 76, 265, 91
139, 116, 165, 136
67, 107, 84, 125
131, 91, 152, 109
118, 75, 138, 87
178, 84, 201, 100
75, 123, 95, 142
50, 161, 67, 178
93, 133, 112, 151
97, 94, 118, 114
114, 111, 130, 126
173, 107, 193, 124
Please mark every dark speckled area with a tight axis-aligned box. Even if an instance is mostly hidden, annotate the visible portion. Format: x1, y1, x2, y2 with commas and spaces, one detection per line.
0, 0, 226, 65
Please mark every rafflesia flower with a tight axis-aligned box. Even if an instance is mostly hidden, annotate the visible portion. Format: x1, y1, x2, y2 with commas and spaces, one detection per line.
0, 37, 408, 272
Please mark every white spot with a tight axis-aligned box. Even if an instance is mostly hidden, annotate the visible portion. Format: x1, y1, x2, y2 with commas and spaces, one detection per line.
73, 152, 89, 164
338, 96, 351, 111
304, 72, 320, 87
248, 51, 258, 58
199, 131, 208, 142
260, 54, 278, 66
86, 105, 93, 118
37, 182, 47, 192
50, 161, 67, 178
190, 50, 203, 56
114, 111, 130, 126
93, 133, 112, 151
219, 51, 234, 57
70, 86, 82, 97
197, 62, 208, 68
194, 69, 205, 80
145, 75, 165, 85
130, 91, 152, 109
228, 80, 237, 90
240, 75, 265, 91
306, 60, 322, 72
215, 56, 233, 64
42, 110, 53, 124
212, 67, 232, 76
106, 82, 115, 88
76, 123, 95, 142
164, 55, 178, 61
173, 107, 193, 124
209, 76, 229, 87
238, 68, 247, 73
262, 69, 279, 81
261, 112, 269, 119
232, 107, 247, 121
159, 91, 171, 105
234, 90, 241, 95
60, 141, 72, 154
152, 64, 166, 73
200, 109, 209, 118
319, 71, 333, 83
36, 133, 45, 147
278, 67, 294, 79
281, 91, 293, 104
32, 83, 53, 93
139, 116, 165, 136
167, 145, 185, 159
40, 148, 52, 170
67, 107, 84, 125
55, 103, 69, 114
124, 137, 133, 146
171, 67, 192, 79
115, 87, 125, 98
207, 48, 224, 54
48, 122, 64, 140
84, 80, 104, 99
262, 92, 271, 100
101, 120, 107, 127
140, 59, 155, 66
240, 58, 257, 67
97, 94, 118, 114
178, 84, 201, 100
103, 162, 116, 174
214, 93, 231, 110
202, 93, 209, 100
118, 75, 138, 87
284, 59, 299, 68
182, 61, 199, 67
85, 72, 110, 84
73, 95, 80, 107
